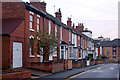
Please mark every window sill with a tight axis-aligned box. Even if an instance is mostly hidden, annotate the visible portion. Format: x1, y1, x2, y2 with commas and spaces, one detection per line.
53, 55, 57, 57
37, 55, 42, 57
29, 55, 35, 57
29, 28, 35, 32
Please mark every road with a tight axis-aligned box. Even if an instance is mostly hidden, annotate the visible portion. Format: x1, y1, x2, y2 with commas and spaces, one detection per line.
69, 63, 119, 80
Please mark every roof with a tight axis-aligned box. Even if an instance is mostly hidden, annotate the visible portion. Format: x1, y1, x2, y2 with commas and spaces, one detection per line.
101, 39, 120, 47
80, 30, 92, 33
60, 41, 68, 45
25, 2, 93, 41
2, 18, 24, 35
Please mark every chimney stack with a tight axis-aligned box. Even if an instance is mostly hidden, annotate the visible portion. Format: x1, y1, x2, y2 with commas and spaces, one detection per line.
67, 17, 72, 27
55, 8, 62, 21
30, 0, 46, 12
76, 23, 84, 31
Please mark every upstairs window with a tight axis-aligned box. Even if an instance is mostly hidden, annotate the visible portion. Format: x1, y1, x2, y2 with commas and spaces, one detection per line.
69, 30, 71, 41
55, 25, 57, 37
29, 11, 34, 30
37, 15, 40, 32
61, 27, 63, 40
29, 15, 33, 29
78, 36, 80, 46
107, 47, 109, 50
72, 33, 75, 44
49, 20, 51, 35
113, 47, 116, 50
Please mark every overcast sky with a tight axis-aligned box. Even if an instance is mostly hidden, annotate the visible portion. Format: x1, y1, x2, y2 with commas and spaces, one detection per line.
24, 0, 119, 40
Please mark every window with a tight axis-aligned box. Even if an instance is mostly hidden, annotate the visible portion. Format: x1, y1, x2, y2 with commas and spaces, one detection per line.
61, 46, 64, 59
49, 20, 51, 35
30, 22, 33, 29
61, 27, 62, 40
113, 57, 116, 61
55, 25, 57, 37
37, 41, 40, 54
29, 39, 33, 55
69, 30, 71, 41
81, 38, 83, 48
107, 57, 109, 61
69, 47, 72, 58
29, 12, 34, 29
37, 17, 40, 31
107, 47, 109, 50
107, 52, 109, 56
72, 33, 75, 44
30, 15, 33, 21
61, 46, 64, 49
113, 47, 116, 50
29, 11, 34, 15
53, 47, 57, 56
113, 52, 116, 55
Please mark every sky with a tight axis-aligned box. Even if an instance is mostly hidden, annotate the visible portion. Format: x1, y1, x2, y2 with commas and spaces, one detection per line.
23, 0, 119, 40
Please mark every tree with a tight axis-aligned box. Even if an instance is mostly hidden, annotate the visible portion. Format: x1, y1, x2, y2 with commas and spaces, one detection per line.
33, 31, 58, 62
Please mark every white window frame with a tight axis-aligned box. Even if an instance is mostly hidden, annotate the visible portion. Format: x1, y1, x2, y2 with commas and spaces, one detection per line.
30, 11, 34, 15
37, 17, 40, 32
53, 47, 57, 56
29, 12, 34, 30
61, 27, 63, 40
55, 25, 57, 37
49, 20, 51, 35
69, 30, 71, 41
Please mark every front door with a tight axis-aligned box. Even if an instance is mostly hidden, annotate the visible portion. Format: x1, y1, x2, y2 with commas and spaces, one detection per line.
13, 42, 22, 68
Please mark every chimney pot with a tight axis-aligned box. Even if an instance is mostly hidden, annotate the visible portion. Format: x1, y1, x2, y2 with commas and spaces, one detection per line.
67, 17, 72, 27
55, 8, 62, 21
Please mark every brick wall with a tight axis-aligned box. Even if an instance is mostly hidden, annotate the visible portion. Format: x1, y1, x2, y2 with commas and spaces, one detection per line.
2, 36, 10, 69
2, 2, 25, 18
2, 71, 31, 80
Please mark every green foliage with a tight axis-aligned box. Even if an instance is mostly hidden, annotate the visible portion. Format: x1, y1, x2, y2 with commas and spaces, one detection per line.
101, 55, 107, 59
32, 31, 58, 62
86, 54, 94, 61
96, 57, 102, 61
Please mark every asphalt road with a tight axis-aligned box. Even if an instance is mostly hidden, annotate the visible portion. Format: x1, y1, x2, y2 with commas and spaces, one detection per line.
69, 63, 119, 80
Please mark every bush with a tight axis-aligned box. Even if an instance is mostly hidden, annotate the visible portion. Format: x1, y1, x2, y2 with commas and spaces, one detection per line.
101, 55, 107, 59
96, 57, 102, 61
86, 55, 94, 61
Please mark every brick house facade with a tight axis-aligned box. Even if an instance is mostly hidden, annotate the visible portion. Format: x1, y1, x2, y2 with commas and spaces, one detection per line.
3, 1, 118, 72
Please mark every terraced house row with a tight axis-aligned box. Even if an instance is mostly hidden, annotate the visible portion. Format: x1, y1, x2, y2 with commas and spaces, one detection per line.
1, 1, 120, 73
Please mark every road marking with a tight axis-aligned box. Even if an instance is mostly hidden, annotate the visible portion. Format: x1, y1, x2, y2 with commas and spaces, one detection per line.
110, 68, 114, 69
98, 67, 101, 69
92, 70, 102, 72
66, 64, 107, 79
69, 67, 101, 79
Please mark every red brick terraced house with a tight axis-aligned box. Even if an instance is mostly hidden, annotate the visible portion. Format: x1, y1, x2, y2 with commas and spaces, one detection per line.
2, 1, 97, 72
101, 39, 120, 62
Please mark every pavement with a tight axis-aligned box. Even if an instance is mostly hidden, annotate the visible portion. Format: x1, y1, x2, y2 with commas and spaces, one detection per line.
12, 67, 52, 79
32, 64, 105, 80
